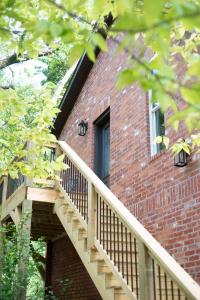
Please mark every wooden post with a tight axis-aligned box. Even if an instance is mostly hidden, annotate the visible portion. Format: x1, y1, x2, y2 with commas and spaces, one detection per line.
24, 141, 34, 187
45, 240, 53, 290
2, 176, 8, 207
138, 240, 154, 300
16, 199, 32, 300
10, 207, 22, 226
0, 177, 7, 288
87, 182, 97, 249
55, 144, 63, 190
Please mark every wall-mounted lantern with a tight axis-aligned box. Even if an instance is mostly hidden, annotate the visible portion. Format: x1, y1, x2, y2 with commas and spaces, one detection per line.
174, 149, 189, 167
78, 120, 88, 136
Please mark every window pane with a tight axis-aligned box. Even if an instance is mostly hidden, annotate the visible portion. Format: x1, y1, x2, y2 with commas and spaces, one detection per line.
155, 109, 165, 152
152, 102, 159, 110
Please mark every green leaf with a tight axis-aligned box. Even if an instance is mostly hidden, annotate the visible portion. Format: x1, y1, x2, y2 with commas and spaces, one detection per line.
86, 44, 95, 62
92, 33, 108, 52
172, 141, 190, 155
155, 136, 163, 144
163, 136, 170, 149
115, 0, 133, 14
144, 0, 164, 24
6, 0, 15, 7
68, 44, 83, 65
0, 139, 9, 147
56, 154, 65, 163
154, 91, 177, 112
155, 136, 169, 148
182, 143, 190, 154
116, 69, 140, 89
114, 13, 145, 31
188, 56, 200, 76
50, 23, 62, 38
181, 86, 200, 106
36, 20, 49, 34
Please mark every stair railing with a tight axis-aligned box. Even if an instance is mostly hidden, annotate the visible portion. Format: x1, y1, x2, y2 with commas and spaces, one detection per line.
0, 142, 57, 209
58, 140, 200, 300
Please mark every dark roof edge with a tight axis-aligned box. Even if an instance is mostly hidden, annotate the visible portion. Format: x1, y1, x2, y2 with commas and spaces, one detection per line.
52, 13, 114, 138
52, 51, 98, 138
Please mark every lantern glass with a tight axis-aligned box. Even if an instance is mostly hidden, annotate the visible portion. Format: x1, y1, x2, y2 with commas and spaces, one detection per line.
174, 149, 188, 167
78, 121, 88, 136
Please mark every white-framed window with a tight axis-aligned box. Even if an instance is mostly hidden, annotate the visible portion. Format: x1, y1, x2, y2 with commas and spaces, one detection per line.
149, 90, 165, 156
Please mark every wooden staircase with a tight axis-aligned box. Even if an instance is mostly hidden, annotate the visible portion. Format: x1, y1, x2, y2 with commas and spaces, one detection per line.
54, 197, 128, 300
1, 141, 200, 299
53, 141, 200, 300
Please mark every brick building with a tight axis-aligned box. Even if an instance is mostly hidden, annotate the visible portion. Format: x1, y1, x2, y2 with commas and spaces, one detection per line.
46, 39, 200, 298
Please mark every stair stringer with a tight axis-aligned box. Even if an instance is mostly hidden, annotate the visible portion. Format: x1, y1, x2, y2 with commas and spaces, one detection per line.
54, 200, 131, 300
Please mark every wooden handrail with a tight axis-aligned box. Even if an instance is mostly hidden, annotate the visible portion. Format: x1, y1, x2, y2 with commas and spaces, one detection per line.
58, 140, 200, 300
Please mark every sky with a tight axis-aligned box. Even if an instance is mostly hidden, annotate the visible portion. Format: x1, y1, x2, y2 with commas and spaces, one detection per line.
1, 59, 47, 88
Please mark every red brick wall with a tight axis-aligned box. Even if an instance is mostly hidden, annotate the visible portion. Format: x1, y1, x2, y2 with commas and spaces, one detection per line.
57, 39, 200, 284
46, 236, 102, 299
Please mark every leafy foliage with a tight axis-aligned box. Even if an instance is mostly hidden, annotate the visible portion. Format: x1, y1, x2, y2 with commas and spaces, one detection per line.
45, 279, 72, 300
171, 138, 191, 155
0, 84, 67, 179
0, 219, 71, 299
40, 48, 69, 88
0, 0, 200, 173
0, 221, 45, 299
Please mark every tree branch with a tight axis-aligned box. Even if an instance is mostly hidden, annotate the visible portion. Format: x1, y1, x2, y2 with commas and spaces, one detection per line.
110, 36, 186, 111
0, 49, 56, 71
0, 26, 23, 35
111, 36, 174, 91
111, 10, 200, 35
47, 0, 93, 27
0, 83, 15, 90
0, 53, 18, 70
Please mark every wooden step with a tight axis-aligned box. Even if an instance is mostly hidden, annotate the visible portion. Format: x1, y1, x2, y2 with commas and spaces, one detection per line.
106, 274, 121, 288
54, 198, 64, 208
72, 216, 79, 222
115, 289, 130, 300
74, 221, 85, 230
66, 211, 75, 223
77, 237, 87, 251
98, 261, 112, 274
90, 249, 104, 262
78, 229, 87, 241
65, 206, 74, 213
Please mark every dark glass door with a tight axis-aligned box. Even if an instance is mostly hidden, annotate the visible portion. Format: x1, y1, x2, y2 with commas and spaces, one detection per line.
94, 109, 110, 187
101, 123, 110, 186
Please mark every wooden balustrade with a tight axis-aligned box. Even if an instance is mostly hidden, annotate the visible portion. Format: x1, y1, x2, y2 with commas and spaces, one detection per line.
60, 155, 88, 222
0, 143, 57, 206
58, 140, 200, 300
